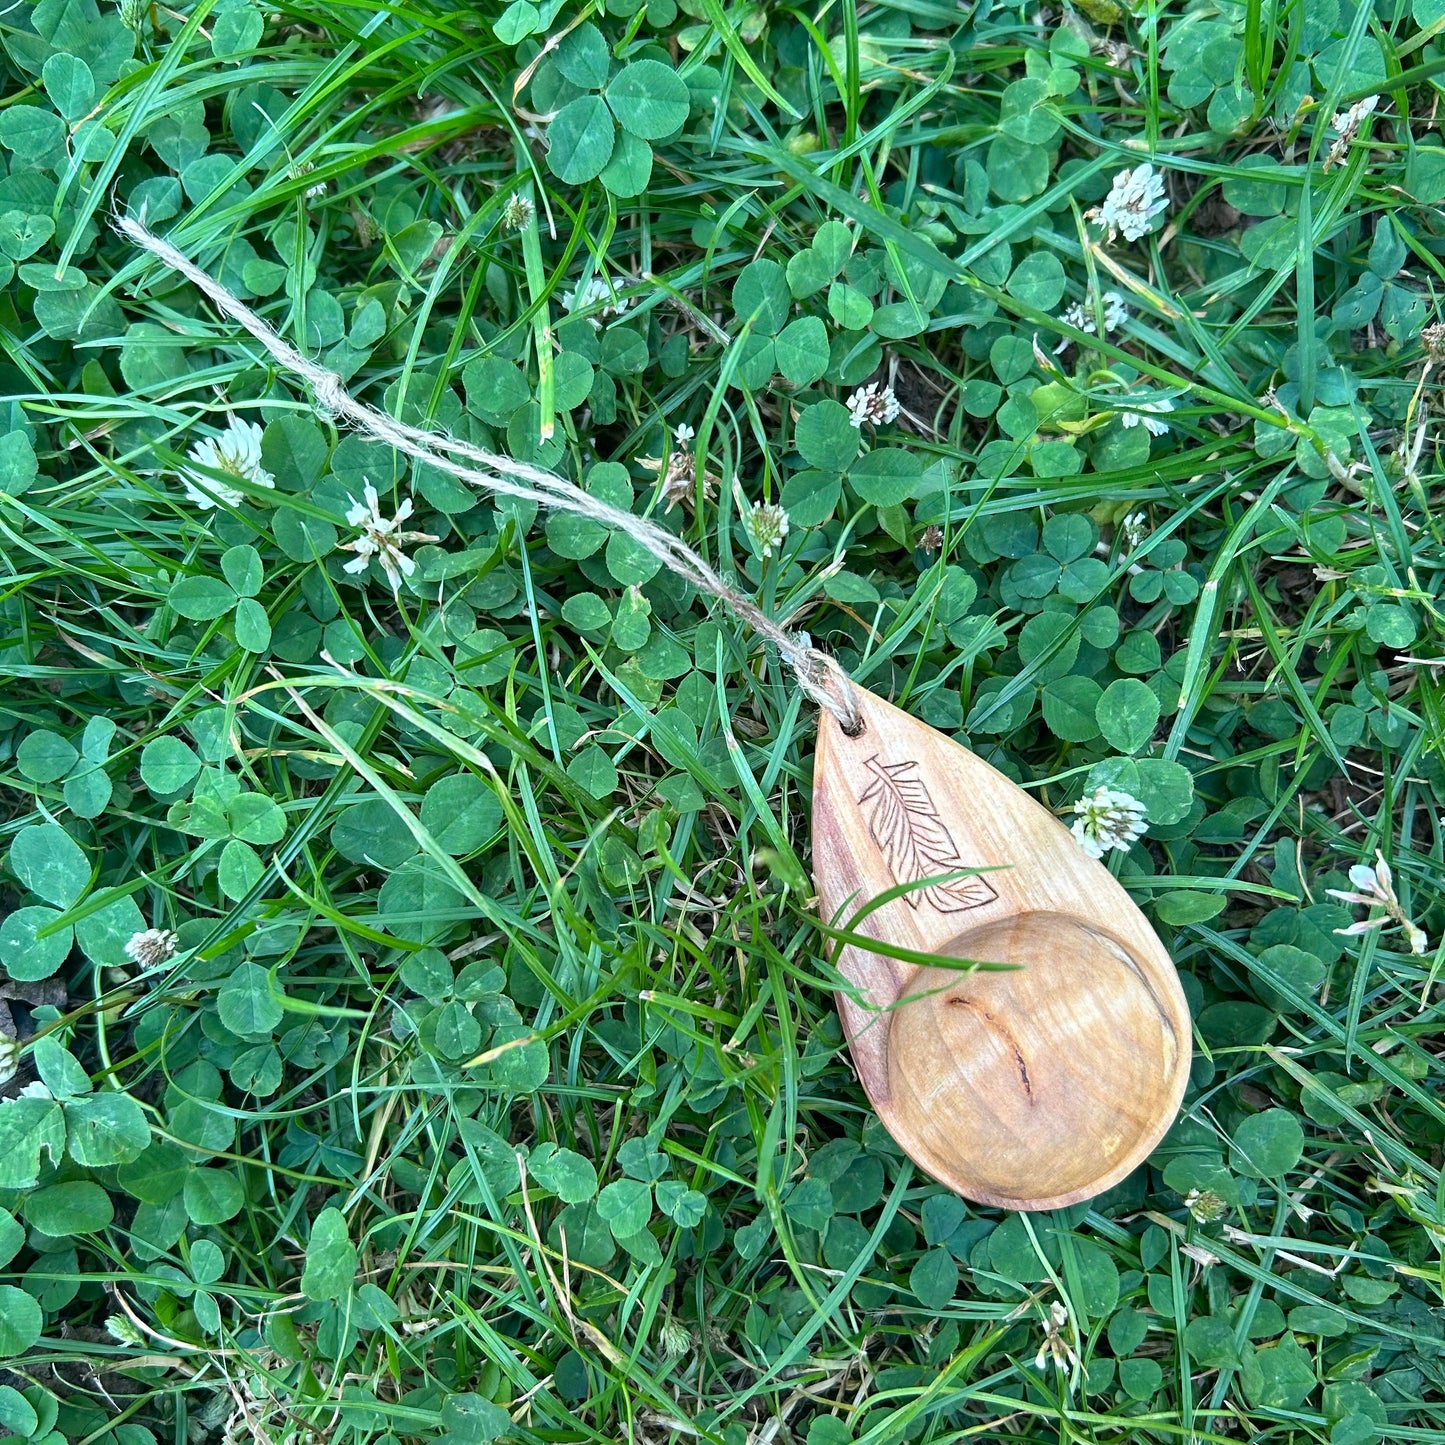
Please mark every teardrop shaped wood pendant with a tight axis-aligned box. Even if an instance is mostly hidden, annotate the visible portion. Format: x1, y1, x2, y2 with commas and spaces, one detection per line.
812, 684, 1191, 1211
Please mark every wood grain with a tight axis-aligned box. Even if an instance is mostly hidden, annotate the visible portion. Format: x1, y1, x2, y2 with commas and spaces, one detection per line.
811, 684, 1191, 1211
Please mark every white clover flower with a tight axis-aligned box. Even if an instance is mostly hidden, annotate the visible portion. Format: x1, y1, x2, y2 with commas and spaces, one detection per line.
1090, 163, 1168, 243
659, 451, 696, 512
18, 1081, 52, 1101
1071, 786, 1148, 858
1034, 1302, 1078, 1373
105, 1315, 145, 1346
1328, 849, 1429, 954
1057, 304, 1088, 335
739, 489, 790, 559
647, 426, 718, 513
1102, 291, 1131, 332
1343, 856, 1394, 904
181, 418, 275, 509
1327, 95, 1380, 169
502, 195, 534, 232
1055, 291, 1129, 351
125, 927, 179, 968
290, 161, 326, 199
1122, 511, 1148, 548
340, 483, 439, 594
284, 159, 328, 199
0, 1036, 17, 1090
658, 423, 700, 511
561, 274, 629, 327
660, 1319, 694, 1358
1332, 93, 1379, 135
1184, 1187, 1228, 1223
846, 381, 901, 428
1119, 397, 1175, 436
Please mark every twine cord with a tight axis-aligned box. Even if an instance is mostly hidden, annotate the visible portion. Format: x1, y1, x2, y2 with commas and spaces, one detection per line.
118, 215, 860, 731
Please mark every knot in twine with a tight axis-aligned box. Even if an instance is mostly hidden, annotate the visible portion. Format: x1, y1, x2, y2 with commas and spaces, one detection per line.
117, 215, 861, 734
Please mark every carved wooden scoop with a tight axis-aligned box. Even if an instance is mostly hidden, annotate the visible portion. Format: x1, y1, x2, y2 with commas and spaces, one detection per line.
812, 684, 1191, 1211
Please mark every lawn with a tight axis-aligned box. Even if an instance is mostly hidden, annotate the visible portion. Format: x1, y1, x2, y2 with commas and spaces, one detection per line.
1, 0, 1444, 1443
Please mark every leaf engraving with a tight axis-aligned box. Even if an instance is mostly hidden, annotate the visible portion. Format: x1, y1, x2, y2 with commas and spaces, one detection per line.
856, 756, 998, 912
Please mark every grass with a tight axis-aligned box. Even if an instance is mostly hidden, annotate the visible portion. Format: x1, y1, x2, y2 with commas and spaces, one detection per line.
1, 0, 1445, 1443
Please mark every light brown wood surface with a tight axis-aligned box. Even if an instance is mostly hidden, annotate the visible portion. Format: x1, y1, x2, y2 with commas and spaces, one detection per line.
811, 685, 1191, 1211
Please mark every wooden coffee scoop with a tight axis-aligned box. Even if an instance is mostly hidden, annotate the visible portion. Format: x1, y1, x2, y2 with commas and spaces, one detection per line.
811, 684, 1191, 1211
116, 226, 1187, 1204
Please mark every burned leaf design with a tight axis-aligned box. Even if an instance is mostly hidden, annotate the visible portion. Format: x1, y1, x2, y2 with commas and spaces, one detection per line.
857, 756, 998, 912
